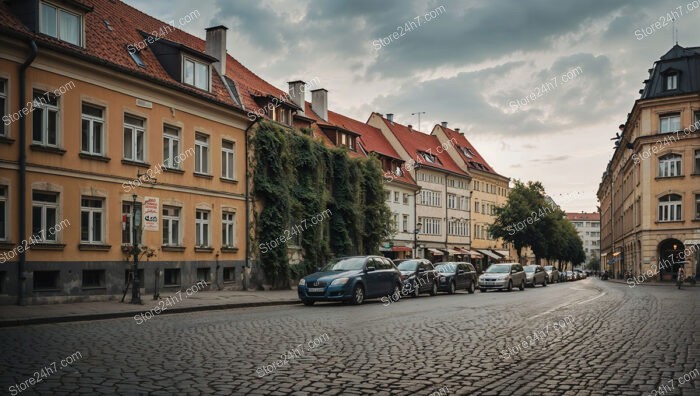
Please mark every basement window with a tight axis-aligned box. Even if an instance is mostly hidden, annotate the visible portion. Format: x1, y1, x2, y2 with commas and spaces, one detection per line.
33, 270, 60, 290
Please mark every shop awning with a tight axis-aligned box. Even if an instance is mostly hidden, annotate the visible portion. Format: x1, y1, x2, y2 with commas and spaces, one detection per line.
684, 239, 700, 246
428, 248, 444, 255
443, 248, 461, 255
464, 250, 483, 258
477, 249, 501, 260
495, 250, 509, 258
391, 246, 412, 252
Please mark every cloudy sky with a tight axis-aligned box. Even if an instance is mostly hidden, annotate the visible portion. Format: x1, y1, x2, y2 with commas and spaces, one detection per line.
126, 0, 698, 212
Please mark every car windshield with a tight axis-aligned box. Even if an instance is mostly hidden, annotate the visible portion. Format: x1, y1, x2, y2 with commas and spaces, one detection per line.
435, 263, 457, 273
323, 257, 366, 271
544, 266, 553, 270
397, 261, 419, 271
524, 266, 536, 273
485, 265, 510, 273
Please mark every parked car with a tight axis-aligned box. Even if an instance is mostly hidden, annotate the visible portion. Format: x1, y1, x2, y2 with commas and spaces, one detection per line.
478, 263, 526, 292
397, 259, 438, 297
298, 256, 402, 305
561, 271, 575, 281
543, 266, 560, 283
524, 265, 548, 287
435, 262, 477, 294
574, 270, 587, 279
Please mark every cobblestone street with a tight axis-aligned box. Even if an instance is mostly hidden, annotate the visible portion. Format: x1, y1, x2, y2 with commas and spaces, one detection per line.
0, 279, 698, 395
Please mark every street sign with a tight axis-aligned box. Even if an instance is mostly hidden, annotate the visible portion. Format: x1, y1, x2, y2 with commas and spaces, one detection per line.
143, 197, 159, 231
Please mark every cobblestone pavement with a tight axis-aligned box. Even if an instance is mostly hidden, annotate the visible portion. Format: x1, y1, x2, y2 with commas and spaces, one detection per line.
0, 279, 698, 395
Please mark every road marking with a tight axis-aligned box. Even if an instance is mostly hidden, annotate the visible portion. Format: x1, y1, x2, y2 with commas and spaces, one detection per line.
577, 292, 606, 305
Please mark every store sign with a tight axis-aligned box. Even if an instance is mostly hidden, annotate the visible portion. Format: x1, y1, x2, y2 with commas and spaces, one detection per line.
143, 197, 159, 231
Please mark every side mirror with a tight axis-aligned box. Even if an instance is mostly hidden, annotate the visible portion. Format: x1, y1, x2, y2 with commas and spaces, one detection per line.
365, 266, 376, 272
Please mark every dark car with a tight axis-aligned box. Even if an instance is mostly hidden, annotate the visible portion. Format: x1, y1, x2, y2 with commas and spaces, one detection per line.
298, 256, 402, 305
396, 259, 438, 297
435, 262, 477, 294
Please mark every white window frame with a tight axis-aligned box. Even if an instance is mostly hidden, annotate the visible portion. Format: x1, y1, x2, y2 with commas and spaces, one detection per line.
163, 125, 181, 169
447, 193, 457, 210
658, 194, 682, 222
80, 197, 104, 244
659, 114, 681, 133
81, 103, 104, 156
39, 1, 83, 46
402, 214, 408, 233
0, 185, 7, 241
123, 115, 145, 162
194, 132, 210, 174
182, 56, 210, 91
695, 149, 700, 174
419, 217, 441, 236
222, 212, 236, 247
0, 79, 6, 137
121, 201, 141, 246
695, 194, 700, 220
666, 74, 678, 90
32, 91, 59, 147
32, 191, 59, 242
658, 154, 682, 177
221, 140, 236, 180
195, 209, 210, 247
162, 206, 181, 246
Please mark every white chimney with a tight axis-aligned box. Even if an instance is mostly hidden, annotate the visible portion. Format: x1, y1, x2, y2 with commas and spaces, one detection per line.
288, 80, 306, 114
441, 121, 448, 128
205, 25, 228, 74
386, 113, 394, 122
311, 89, 328, 121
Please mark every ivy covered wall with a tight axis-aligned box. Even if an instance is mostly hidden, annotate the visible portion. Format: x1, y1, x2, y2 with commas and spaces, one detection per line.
251, 121, 393, 289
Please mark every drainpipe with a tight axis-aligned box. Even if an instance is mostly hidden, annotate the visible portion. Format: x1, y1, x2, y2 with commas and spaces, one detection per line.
17, 40, 37, 306
243, 117, 259, 290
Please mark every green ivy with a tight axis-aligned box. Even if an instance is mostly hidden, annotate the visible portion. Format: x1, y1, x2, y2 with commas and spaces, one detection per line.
251, 122, 392, 288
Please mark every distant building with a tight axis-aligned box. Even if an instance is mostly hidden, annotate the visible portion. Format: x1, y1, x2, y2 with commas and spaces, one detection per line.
566, 213, 600, 264
597, 44, 700, 281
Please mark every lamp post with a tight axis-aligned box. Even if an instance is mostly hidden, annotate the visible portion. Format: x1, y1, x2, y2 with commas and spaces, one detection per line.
131, 194, 142, 304
413, 222, 422, 259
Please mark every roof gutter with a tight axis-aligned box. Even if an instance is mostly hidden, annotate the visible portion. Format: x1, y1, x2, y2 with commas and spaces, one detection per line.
18, 39, 37, 306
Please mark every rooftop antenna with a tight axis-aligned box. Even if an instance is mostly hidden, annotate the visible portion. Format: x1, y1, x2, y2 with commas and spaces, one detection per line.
411, 111, 426, 132
672, 18, 678, 45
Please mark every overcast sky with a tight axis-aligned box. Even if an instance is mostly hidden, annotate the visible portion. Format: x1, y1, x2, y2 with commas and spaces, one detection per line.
125, 0, 698, 212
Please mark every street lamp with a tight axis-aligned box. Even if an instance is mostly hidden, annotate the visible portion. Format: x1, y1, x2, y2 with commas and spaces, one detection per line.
131, 194, 142, 304
414, 222, 422, 259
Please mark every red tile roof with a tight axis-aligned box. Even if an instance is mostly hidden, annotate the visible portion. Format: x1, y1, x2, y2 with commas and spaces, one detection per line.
434, 125, 500, 175
566, 212, 600, 221
375, 115, 468, 177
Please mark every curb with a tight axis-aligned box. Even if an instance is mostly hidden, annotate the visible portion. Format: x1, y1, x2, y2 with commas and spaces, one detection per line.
0, 299, 300, 328
606, 279, 697, 287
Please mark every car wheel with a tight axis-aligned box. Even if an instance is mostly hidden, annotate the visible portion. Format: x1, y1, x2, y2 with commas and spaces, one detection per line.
543, 277, 548, 287
448, 281, 456, 295
468, 281, 475, 294
506, 280, 513, 292
430, 282, 438, 296
412, 282, 420, 298
302, 300, 315, 306
351, 284, 364, 305
519, 280, 525, 291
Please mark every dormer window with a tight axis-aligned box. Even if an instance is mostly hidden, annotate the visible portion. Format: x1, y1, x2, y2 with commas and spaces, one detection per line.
460, 146, 473, 158
39, 1, 82, 46
420, 151, 438, 163
183, 57, 210, 90
666, 73, 678, 90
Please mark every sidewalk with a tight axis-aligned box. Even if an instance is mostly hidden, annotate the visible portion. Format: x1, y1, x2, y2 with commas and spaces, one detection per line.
606, 278, 696, 286
0, 289, 300, 328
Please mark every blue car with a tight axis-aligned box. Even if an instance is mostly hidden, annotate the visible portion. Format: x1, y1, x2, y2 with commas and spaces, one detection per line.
298, 256, 403, 305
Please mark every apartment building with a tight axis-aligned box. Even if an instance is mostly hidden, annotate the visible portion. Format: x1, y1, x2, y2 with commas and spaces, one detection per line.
566, 212, 600, 263
597, 44, 700, 281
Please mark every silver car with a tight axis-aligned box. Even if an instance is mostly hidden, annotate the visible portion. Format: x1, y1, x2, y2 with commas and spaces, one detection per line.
544, 266, 559, 283
478, 263, 526, 292
524, 265, 548, 287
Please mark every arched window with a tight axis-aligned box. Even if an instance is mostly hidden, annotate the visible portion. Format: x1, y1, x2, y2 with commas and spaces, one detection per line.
658, 194, 682, 222
658, 154, 682, 177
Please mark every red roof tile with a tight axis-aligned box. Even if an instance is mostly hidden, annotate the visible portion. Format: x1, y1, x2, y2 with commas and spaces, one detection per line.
434, 125, 500, 175
566, 212, 600, 221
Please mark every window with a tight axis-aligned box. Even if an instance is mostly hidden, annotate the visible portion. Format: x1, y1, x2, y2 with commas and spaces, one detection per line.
183, 57, 209, 90
658, 154, 682, 177
403, 193, 409, 205
32, 191, 59, 242
448, 220, 469, 236
420, 151, 437, 163
82, 270, 105, 288
695, 150, 700, 174
658, 194, 682, 222
81, 104, 104, 155
121, 202, 142, 245
222, 212, 236, 247
402, 215, 408, 233
33, 270, 60, 290
221, 140, 236, 180
695, 194, 700, 220
162, 206, 181, 246
32, 91, 59, 147
394, 191, 399, 203
163, 268, 180, 287
384, 191, 390, 201
195, 209, 210, 247
197, 267, 210, 284
666, 74, 678, 90
163, 125, 181, 169
223, 267, 235, 283
447, 194, 457, 209
0, 79, 6, 136
123, 115, 145, 162
0, 186, 6, 241
475, 200, 479, 213
80, 197, 103, 244
0, 271, 6, 294
39, 1, 82, 46
660, 114, 680, 133
418, 217, 441, 235
419, 190, 441, 207
194, 133, 209, 174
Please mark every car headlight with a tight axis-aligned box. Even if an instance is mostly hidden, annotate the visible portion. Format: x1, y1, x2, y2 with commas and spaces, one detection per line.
331, 277, 349, 286
298, 278, 306, 286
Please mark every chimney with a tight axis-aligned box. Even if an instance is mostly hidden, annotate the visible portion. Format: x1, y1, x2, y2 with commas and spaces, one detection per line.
205, 25, 228, 74
455, 128, 462, 134
311, 89, 328, 121
408, 124, 413, 132
288, 80, 306, 114
441, 121, 448, 128
386, 113, 394, 122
